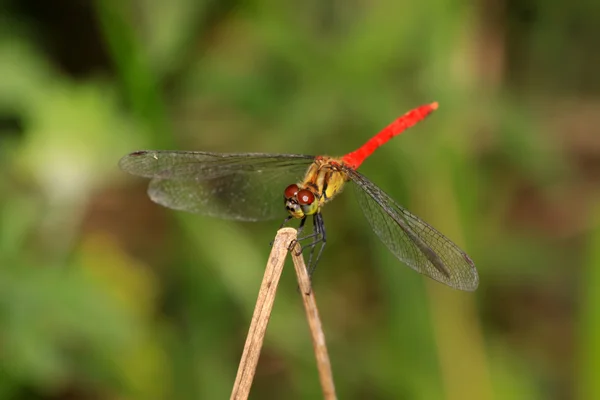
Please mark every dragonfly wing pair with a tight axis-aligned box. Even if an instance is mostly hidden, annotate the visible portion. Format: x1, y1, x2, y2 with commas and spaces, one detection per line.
119, 150, 478, 291
119, 150, 314, 221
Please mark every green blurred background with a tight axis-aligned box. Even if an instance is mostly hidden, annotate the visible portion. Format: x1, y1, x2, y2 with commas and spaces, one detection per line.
1, 0, 598, 399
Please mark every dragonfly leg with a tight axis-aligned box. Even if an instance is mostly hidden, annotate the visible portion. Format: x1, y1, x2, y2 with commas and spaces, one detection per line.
271, 215, 296, 247
307, 213, 326, 277
279, 215, 294, 229
296, 216, 307, 236
293, 213, 327, 274
305, 216, 321, 269
295, 218, 321, 256
294, 213, 326, 294
287, 215, 327, 274
288, 217, 307, 254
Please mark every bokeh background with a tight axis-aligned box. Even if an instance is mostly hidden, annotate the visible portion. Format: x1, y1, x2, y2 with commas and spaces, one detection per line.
1, 0, 599, 399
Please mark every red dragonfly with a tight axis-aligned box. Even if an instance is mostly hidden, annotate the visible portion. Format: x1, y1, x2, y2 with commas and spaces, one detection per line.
120, 103, 479, 291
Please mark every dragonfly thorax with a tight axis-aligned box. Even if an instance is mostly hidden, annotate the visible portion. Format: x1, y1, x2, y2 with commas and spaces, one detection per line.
283, 156, 349, 219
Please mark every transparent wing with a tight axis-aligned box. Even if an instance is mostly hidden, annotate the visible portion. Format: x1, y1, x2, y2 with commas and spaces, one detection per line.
119, 150, 315, 221
345, 168, 478, 291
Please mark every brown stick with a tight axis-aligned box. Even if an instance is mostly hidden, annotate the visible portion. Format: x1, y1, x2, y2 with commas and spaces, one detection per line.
230, 228, 296, 400
290, 241, 338, 400
230, 227, 337, 400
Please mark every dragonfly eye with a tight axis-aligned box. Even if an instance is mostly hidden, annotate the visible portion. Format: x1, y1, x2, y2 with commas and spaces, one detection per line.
297, 189, 315, 205
284, 184, 300, 199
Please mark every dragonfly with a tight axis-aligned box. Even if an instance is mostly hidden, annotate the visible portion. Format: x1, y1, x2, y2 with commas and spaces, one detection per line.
119, 102, 479, 291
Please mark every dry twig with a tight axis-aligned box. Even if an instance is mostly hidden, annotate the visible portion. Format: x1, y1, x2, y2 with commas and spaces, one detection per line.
290, 239, 337, 399
230, 227, 337, 400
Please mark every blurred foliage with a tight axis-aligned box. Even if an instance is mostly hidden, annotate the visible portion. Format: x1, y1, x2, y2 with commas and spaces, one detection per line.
0, 0, 598, 399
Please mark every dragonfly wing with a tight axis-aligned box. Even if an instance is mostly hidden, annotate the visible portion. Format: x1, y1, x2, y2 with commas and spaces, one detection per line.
119, 150, 315, 221
345, 168, 478, 291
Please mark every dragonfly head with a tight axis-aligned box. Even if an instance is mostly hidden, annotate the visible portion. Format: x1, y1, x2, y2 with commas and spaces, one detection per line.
284, 184, 318, 218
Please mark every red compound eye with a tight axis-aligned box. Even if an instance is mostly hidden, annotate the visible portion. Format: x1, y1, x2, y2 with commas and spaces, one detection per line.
284, 184, 299, 199
297, 189, 315, 205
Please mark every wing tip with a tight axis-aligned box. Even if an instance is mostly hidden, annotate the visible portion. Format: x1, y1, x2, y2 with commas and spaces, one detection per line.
461, 253, 479, 291
119, 150, 150, 169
